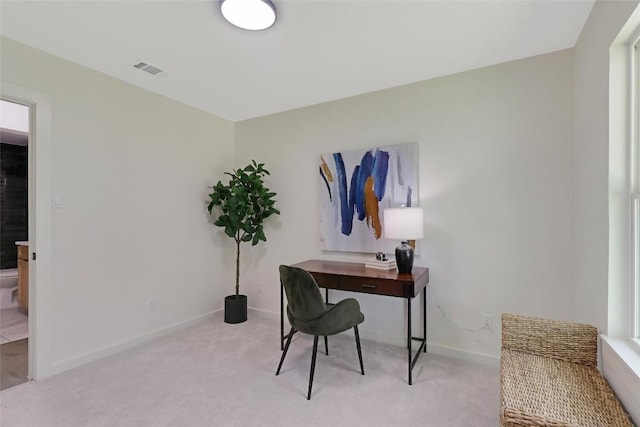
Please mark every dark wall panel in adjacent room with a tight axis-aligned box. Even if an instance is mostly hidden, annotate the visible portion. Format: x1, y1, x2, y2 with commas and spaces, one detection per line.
0, 142, 28, 270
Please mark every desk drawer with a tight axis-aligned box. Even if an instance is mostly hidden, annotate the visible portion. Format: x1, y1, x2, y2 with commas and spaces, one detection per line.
309, 271, 415, 298
340, 277, 406, 297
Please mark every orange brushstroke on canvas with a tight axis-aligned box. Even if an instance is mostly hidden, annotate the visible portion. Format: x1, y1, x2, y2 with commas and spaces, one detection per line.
364, 176, 382, 238
320, 156, 334, 182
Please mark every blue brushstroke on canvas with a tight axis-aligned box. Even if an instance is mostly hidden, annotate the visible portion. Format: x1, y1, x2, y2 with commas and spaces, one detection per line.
333, 153, 353, 235
354, 151, 374, 221
348, 165, 359, 227
371, 150, 389, 200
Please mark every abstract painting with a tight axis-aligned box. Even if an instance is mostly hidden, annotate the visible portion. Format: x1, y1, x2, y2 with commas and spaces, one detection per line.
319, 143, 418, 253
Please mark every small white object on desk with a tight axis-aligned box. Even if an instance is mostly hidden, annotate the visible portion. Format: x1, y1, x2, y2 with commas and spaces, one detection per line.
365, 259, 397, 270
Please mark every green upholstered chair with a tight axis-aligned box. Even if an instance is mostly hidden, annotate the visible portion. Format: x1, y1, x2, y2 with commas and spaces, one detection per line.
276, 265, 365, 400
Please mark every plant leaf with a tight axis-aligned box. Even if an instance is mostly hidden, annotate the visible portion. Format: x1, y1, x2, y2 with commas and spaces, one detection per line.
207, 161, 279, 253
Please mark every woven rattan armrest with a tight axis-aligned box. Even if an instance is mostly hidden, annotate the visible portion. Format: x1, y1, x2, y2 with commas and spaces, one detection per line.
501, 313, 597, 367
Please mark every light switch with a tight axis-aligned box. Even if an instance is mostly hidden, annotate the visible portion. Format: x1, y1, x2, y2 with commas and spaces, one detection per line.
52, 195, 63, 208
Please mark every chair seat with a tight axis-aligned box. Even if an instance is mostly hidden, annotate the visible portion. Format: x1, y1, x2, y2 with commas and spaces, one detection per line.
501, 349, 632, 426
288, 298, 364, 336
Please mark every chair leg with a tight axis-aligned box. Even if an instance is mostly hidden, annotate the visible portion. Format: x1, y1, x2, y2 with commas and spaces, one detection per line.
354, 325, 364, 375
307, 335, 319, 400
324, 336, 329, 355
276, 326, 295, 375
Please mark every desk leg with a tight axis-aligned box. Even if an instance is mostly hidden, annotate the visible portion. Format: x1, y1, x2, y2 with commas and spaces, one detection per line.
280, 280, 284, 350
324, 289, 330, 355
423, 289, 427, 353
407, 296, 412, 385
407, 289, 428, 384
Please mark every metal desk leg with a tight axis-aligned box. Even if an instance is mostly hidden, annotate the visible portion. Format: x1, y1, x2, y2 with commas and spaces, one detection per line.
407, 289, 428, 384
280, 280, 284, 350
407, 296, 412, 385
423, 289, 427, 353
324, 289, 329, 355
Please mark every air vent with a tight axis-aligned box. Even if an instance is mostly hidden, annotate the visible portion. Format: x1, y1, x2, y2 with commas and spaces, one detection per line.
132, 61, 166, 77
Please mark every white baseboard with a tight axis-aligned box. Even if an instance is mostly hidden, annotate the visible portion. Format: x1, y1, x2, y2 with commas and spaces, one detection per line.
358, 325, 499, 367
43, 306, 497, 380
427, 342, 499, 367
248, 306, 280, 321
47, 310, 222, 378
249, 307, 500, 367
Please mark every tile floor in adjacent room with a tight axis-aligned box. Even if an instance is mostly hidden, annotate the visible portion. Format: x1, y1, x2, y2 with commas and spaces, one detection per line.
0, 288, 28, 344
0, 287, 29, 391
1, 307, 29, 344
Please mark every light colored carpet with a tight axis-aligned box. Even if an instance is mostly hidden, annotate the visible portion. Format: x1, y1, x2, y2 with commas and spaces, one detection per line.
0, 311, 499, 427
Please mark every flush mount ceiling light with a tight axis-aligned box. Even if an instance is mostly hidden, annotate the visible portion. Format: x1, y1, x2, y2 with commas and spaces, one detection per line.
220, 0, 277, 31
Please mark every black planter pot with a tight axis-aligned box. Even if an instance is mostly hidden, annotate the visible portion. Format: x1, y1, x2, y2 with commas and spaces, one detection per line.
224, 294, 247, 324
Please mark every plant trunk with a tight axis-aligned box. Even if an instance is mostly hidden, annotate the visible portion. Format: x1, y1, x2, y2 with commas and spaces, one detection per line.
235, 238, 240, 296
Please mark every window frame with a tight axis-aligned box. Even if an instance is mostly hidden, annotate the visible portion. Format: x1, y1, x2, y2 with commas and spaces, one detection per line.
632, 37, 640, 345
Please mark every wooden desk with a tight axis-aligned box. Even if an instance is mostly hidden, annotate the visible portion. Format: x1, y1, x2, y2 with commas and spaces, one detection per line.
282, 259, 430, 385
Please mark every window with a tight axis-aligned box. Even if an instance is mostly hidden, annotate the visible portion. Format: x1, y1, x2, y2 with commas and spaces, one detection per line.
632, 38, 640, 343
634, 40, 640, 342
603, 10, 640, 422
613, 19, 640, 347
634, 191, 639, 340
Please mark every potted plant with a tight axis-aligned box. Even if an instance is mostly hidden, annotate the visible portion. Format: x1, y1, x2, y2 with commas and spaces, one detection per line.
207, 160, 280, 323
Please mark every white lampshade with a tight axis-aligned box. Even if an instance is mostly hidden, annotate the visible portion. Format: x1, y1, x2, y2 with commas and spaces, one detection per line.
383, 207, 424, 240
220, 0, 277, 31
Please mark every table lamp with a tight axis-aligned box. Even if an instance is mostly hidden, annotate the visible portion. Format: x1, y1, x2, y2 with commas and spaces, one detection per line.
383, 207, 424, 274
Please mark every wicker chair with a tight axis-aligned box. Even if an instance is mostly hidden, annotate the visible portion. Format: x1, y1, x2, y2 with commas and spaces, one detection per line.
500, 313, 634, 427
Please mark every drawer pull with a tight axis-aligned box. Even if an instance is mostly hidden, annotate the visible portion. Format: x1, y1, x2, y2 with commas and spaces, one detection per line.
361, 284, 377, 289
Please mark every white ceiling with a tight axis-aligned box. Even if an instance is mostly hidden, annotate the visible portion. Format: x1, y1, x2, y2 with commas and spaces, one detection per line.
0, 0, 594, 122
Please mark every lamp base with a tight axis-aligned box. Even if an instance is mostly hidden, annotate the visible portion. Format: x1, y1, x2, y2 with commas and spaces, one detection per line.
395, 241, 414, 274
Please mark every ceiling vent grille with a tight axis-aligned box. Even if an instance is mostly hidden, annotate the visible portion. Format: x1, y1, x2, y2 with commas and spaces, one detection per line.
132, 61, 166, 76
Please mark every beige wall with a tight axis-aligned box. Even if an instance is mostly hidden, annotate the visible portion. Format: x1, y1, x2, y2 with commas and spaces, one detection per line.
1, 37, 235, 377
235, 49, 575, 361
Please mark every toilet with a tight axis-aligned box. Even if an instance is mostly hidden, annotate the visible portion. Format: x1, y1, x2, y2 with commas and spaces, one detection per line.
0, 268, 19, 309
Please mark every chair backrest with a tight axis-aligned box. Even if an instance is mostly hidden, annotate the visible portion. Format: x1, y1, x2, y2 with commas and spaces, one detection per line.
279, 265, 327, 321
501, 313, 597, 366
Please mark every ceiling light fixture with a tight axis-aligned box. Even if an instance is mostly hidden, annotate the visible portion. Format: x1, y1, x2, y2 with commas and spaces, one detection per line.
220, 0, 277, 31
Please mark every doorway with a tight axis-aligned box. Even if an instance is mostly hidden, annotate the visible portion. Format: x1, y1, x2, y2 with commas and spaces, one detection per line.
0, 98, 30, 389
2, 82, 53, 382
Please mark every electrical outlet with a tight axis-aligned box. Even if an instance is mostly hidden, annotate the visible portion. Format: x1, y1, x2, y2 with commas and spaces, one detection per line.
482, 313, 493, 330
147, 298, 157, 312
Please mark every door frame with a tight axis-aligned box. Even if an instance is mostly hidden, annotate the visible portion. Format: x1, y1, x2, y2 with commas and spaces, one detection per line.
1, 82, 53, 380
